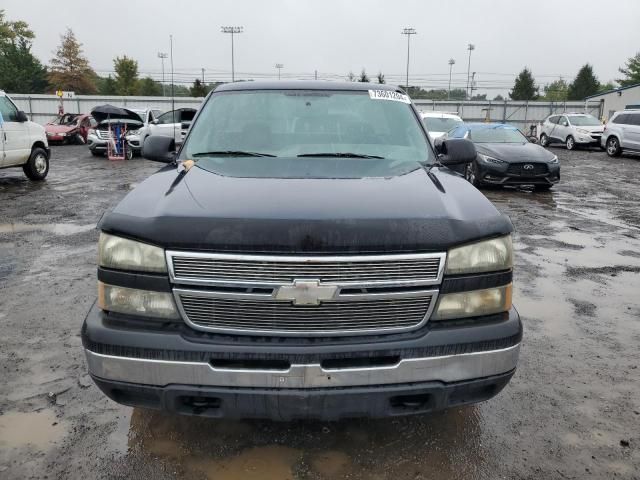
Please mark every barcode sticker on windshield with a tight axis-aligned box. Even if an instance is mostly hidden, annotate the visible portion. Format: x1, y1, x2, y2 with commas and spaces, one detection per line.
368, 90, 411, 104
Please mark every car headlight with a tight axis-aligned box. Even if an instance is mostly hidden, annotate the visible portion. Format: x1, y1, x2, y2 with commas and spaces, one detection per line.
549, 155, 559, 164
98, 232, 167, 273
431, 284, 512, 321
98, 282, 179, 319
576, 128, 590, 134
477, 153, 506, 164
445, 235, 512, 275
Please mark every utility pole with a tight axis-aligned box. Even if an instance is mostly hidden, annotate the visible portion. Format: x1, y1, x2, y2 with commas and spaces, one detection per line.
470, 72, 477, 99
275, 63, 284, 80
401, 28, 417, 90
466, 43, 475, 100
448, 58, 455, 100
158, 52, 168, 96
201, 68, 205, 84
314, 70, 318, 80
221, 26, 244, 82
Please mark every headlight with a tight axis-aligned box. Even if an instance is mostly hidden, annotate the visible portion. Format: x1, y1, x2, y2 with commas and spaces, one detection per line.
445, 235, 512, 275
576, 128, 590, 134
98, 282, 179, 319
477, 153, 506, 164
431, 284, 512, 321
549, 155, 559, 164
98, 233, 167, 273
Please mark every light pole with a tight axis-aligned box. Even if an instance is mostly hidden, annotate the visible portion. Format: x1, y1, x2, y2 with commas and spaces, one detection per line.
466, 43, 475, 100
448, 58, 455, 100
157, 52, 168, 96
221, 26, 244, 82
401, 27, 417, 90
275, 63, 284, 80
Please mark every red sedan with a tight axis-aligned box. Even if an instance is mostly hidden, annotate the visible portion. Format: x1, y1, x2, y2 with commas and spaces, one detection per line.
45, 114, 97, 144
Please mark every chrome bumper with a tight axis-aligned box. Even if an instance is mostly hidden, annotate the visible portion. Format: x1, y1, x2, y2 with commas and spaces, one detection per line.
85, 344, 519, 389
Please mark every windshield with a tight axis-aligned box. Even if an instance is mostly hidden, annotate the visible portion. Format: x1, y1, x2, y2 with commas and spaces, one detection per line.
181, 90, 433, 177
569, 115, 601, 126
50, 114, 78, 126
423, 117, 462, 132
469, 126, 527, 143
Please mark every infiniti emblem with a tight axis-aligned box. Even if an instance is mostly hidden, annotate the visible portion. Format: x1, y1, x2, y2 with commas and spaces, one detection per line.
275, 279, 338, 306
523, 164, 534, 170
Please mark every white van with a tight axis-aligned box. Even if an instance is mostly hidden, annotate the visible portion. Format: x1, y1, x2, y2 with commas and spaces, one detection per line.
0, 91, 50, 180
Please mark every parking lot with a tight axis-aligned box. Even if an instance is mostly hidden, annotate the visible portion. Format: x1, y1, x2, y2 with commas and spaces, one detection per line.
0, 145, 639, 479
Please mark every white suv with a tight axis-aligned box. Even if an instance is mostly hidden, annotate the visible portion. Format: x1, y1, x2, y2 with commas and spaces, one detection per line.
539, 113, 604, 150
601, 110, 640, 157
0, 91, 50, 180
420, 111, 463, 139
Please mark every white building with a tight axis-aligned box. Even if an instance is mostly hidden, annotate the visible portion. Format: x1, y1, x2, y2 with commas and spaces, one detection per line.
585, 83, 640, 121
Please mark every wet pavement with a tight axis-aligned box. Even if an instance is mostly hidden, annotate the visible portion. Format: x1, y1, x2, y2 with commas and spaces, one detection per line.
1, 145, 639, 479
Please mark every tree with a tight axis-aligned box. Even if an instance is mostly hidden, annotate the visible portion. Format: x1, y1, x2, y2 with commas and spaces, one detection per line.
543, 79, 569, 101
48, 28, 96, 94
471, 93, 487, 100
567, 64, 599, 100
137, 77, 162, 96
0, 10, 48, 93
493, 94, 505, 101
347, 71, 356, 82
617, 52, 640, 87
510, 67, 538, 100
377, 72, 385, 84
598, 82, 617, 94
190, 78, 207, 97
113, 55, 139, 96
358, 69, 369, 83
94, 75, 117, 95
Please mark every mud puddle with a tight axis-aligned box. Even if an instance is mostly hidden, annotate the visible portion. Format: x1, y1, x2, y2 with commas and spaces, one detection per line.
0, 410, 66, 451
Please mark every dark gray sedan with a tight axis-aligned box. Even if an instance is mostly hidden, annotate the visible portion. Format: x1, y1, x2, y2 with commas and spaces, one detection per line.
446, 123, 560, 190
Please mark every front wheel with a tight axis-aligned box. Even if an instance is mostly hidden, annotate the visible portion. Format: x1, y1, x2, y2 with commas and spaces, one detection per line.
23, 147, 49, 181
535, 184, 553, 191
465, 162, 482, 187
540, 133, 549, 147
606, 137, 621, 157
566, 136, 576, 150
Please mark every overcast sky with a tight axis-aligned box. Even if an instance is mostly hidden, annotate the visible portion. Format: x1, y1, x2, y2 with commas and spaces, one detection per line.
3, 0, 640, 95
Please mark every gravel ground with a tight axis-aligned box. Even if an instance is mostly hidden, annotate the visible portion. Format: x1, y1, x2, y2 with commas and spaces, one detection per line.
0, 145, 639, 479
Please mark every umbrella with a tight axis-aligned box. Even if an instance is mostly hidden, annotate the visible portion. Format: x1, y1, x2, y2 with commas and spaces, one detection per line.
90, 105, 142, 124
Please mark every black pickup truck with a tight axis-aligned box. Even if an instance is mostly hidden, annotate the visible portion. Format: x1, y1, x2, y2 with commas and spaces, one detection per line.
83, 81, 521, 420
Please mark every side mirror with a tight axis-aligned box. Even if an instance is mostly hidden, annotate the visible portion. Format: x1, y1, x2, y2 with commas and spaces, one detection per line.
142, 135, 177, 163
437, 139, 477, 166
433, 137, 445, 154
528, 136, 538, 144
16, 111, 29, 122
151, 119, 159, 125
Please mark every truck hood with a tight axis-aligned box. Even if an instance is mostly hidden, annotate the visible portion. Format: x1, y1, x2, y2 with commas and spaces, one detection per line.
100, 165, 512, 253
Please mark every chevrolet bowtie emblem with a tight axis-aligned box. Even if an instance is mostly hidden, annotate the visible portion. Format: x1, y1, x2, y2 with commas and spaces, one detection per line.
275, 280, 338, 306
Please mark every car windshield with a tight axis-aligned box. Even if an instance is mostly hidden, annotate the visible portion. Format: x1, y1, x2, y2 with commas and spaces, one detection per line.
181, 90, 433, 178
569, 115, 601, 126
469, 126, 527, 143
50, 114, 78, 126
423, 117, 463, 132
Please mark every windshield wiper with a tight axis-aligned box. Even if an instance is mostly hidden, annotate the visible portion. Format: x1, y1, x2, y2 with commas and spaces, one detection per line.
297, 152, 385, 159
191, 150, 276, 157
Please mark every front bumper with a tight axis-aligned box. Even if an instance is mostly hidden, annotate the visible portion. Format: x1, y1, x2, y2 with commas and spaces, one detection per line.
476, 160, 560, 186
575, 133, 602, 145
82, 304, 521, 419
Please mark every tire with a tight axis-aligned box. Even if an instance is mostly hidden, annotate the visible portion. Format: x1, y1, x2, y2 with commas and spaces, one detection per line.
90, 150, 103, 157
465, 162, 482, 187
74, 133, 86, 145
540, 133, 549, 147
22, 147, 49, 181
605, 136, 621, 157
565, 136, 576, 150
126, 148, 133, 160
535, 184, 553, 191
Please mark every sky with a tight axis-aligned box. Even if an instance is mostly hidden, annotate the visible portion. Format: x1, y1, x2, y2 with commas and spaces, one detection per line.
3, 0, 640, 96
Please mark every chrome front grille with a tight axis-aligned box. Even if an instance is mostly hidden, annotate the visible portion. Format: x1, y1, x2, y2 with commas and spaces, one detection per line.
176, 290, 436, 336
168, 251, 445, 336
168, 252, 445, 287
96, 130, 113, 140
